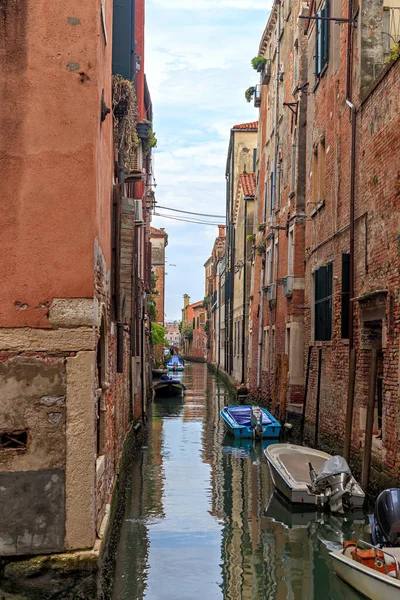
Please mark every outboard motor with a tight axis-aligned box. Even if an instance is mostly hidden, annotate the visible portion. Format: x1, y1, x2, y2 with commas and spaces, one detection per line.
370, 488, 400, 547
309, 456, 353, 514
251, 406, 263, 438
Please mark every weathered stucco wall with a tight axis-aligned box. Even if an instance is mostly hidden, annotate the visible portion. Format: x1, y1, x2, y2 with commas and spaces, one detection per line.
0, 0, 114, 328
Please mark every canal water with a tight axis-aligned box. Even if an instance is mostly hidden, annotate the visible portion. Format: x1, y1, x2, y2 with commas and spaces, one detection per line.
112, 363, 366, 600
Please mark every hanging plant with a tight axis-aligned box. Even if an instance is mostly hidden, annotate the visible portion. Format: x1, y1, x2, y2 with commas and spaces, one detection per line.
251, 56, 267, 72
255, 240, 266, 255
245, 86, 256, 103
257, 222, 266, 232
246, 233, 256, 243
112, 75, 139, 171
139, 119, 158, 155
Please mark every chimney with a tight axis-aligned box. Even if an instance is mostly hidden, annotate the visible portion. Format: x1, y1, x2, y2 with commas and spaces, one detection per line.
218, 225, 226, 238
183, 294, 190, 308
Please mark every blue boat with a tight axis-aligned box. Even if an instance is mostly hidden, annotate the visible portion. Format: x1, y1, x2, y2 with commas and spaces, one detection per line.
167, 356, 184, 371
220, 405, 281, 439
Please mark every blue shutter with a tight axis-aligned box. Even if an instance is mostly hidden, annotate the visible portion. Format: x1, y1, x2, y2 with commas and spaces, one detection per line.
112, 0, 135, 80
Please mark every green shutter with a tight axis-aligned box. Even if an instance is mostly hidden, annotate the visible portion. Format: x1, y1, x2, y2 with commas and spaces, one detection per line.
341, 254, 350, 338
112, 0, 135, 80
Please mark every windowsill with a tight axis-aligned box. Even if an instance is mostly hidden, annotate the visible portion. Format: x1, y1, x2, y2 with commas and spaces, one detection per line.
310, 200, 325, 218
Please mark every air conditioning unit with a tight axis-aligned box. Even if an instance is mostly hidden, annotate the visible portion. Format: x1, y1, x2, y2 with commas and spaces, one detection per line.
282, 276, 293, 297
133, 199, 144, 224
267, 283, 277, 302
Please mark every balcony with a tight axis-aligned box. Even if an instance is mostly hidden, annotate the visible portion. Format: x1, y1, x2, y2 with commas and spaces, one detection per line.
282, 276, 293, 297
254, 84, 261, 108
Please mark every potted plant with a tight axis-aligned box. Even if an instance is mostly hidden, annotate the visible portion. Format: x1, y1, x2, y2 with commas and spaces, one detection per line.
251, 56, 267, 72
257, 222, 266, 232
246, 233, 256, 244
245, 86, 255, 103
136, 120, 150, 139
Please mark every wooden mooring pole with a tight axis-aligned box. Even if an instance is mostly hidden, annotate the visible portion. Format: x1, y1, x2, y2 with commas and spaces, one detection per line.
300, 346, 312, 444
314, 348, 322, 448
343, 348, 357, 462
361, 349, 378, 491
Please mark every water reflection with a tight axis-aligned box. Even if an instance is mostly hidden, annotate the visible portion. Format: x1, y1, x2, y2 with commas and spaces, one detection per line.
112, 364, 365, 600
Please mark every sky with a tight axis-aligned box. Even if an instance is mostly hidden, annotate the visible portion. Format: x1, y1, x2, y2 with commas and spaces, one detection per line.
146, 0, 272, 321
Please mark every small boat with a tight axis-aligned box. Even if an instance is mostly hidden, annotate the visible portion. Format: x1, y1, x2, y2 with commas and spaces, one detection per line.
330, 488, 400, 599
220, 405, 281, 439
153, 374, 186, 398
265, 443, 365, 514
166, 356, 184, 371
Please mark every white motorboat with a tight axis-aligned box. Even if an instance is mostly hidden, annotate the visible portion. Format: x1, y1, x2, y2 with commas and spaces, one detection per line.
330, 543, 400, 600
330, 488, 400, 599
264, 443, 365, 513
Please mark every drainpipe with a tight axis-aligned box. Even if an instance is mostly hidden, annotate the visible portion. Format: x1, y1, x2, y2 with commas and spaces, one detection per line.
343, 0, 357, 461
271, 0, 281, 217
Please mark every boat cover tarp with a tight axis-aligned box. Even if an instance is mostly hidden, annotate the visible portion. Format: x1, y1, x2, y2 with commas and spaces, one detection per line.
315, 455, 351, 482
167, 357, 183, 367
227, 407, 272, 427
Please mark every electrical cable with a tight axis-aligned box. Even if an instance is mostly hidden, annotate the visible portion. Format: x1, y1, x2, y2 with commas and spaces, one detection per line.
155, 204, 225, 219
153, 212, 221, 226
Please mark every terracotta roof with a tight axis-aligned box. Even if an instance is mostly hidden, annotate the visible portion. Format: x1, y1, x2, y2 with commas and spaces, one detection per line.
232, 121, 258, 131
239, 172, 256, 197
150, 226, 167, 236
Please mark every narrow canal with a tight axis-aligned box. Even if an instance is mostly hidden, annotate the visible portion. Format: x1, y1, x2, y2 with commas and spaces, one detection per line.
112, 363, 365, 600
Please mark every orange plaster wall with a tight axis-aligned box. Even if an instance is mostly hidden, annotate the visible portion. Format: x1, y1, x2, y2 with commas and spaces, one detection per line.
0, 0, 113, 328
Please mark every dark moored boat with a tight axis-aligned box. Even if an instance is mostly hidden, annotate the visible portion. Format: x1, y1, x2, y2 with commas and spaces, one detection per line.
153, 374, 186, 398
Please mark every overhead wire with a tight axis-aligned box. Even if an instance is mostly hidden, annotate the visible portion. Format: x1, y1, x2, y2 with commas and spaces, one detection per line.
153, 212, 220, 226
155, 204, 225, 219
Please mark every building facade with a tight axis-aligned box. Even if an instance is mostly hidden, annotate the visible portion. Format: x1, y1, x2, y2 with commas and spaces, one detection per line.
243, 0, 400, 485
149, 226, 168, 325
247, 0, 308, 414
225, 122, 258, 378
204, 225, 226, 366
0, 0, 155, 568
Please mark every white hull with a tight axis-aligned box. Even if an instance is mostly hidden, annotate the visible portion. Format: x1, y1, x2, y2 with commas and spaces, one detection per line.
331, 550, 400, 600
265, 444, 364, 508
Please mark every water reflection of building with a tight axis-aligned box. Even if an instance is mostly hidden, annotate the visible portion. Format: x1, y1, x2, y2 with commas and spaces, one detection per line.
216, 439, 364, 600
182, 363, 208, 422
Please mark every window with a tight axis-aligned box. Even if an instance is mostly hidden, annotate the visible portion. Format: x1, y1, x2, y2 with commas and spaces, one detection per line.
262, 327, 269, 370
291, 130, 297, 193
312, 139, 326, 206
265, 245, 273, 285
270, 172, 275, 214
273, 237, 279, 281
341, 254, 350, 338
288, 227, 294, 276
314, 263, 333, 341
271, 327, 275, 371
315, 0, 330, 77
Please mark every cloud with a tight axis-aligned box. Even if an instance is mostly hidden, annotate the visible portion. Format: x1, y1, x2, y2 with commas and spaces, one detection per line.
146, 1, 271, 319
150, 0, 269, 9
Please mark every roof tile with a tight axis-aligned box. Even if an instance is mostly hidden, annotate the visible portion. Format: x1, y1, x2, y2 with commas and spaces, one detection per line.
232, 121, 258, 131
